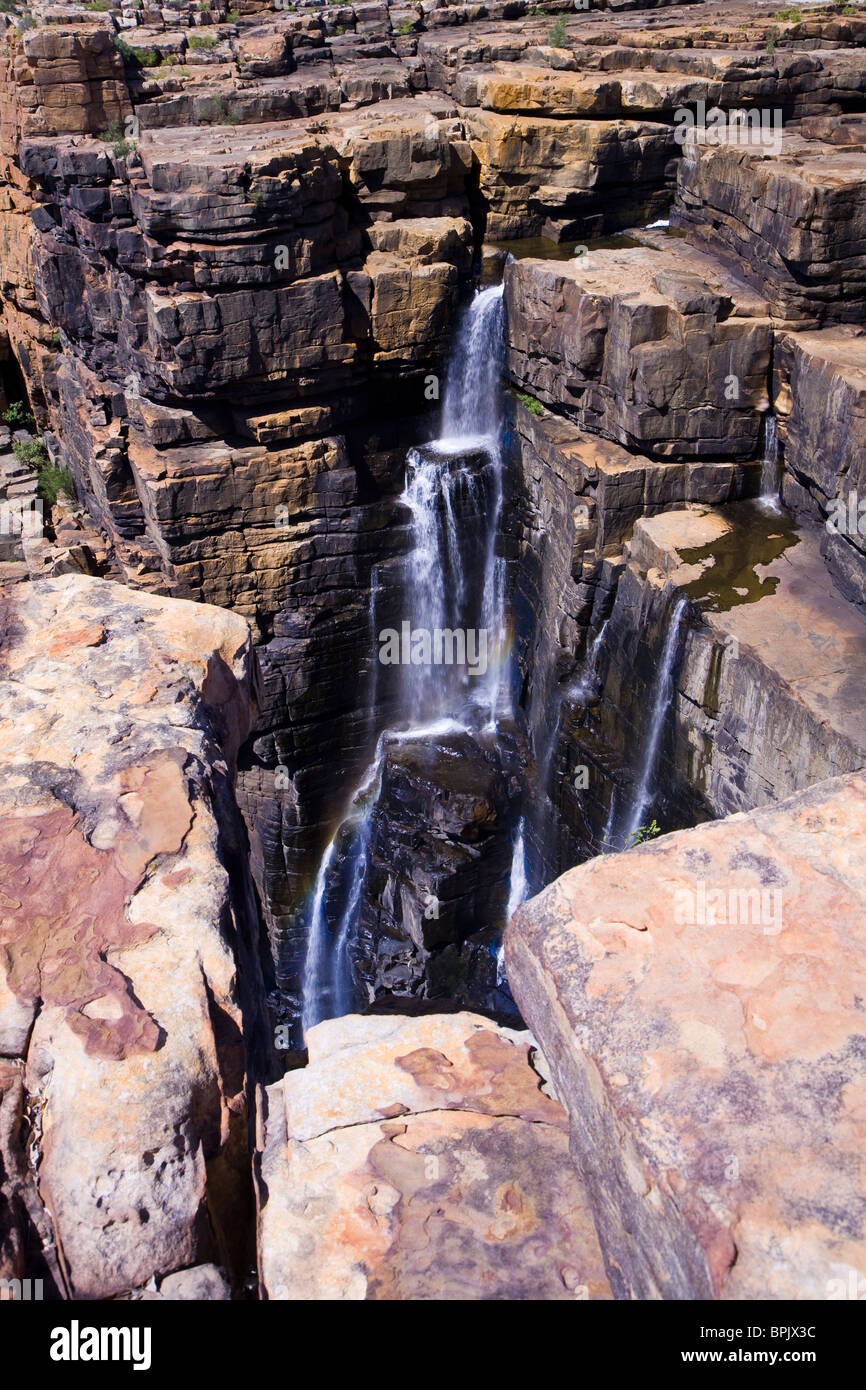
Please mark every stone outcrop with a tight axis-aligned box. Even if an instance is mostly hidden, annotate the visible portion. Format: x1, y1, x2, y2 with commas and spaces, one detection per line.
259, 1010, 611, 1300
673, 125, 866, 327
506, 770, 866, 1300
774, 326, 866, 608
505, 236, 772, 458
0, 572, 273, 1298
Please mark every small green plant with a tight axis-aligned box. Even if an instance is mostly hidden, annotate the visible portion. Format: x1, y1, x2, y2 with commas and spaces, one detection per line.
49, 329, 62, 348
517, 391, 544, 417
2, 400, 34, 429
36, 463, 72, 507
335, 23, 344, 34
626, 820, 662, 849
188, 33, 217, 49
773, 7, 801, 19
548, 15, 568, 46
226, 6, 240, 19
84, 0, 111, 10
0, 0, 17, 13
98, 118, 134, 156
12, 437, 49, 470
766, 26, 779, 52
396, 17, 414, 33
250, 189, 263, 206
113, 37, 159, 66
197, 0, 211, 9
16, 12, 34, 31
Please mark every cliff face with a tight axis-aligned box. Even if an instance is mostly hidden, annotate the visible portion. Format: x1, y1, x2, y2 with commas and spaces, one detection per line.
2, 0, 866, 1302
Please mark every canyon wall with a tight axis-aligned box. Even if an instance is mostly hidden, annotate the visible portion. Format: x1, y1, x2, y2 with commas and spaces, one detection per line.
2, 0, 866, 1300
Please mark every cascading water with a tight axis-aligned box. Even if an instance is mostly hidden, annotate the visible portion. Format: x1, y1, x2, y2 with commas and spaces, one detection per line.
300, 283, 510, 1033
759, 414, 782, 512
619, 595, 688, 849
569, 618, 610, 702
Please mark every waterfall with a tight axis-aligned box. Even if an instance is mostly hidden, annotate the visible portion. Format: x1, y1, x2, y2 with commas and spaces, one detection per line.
759, 414, 782, 512
496, 819, 528, 986
301, 285, 509, 1033
620, 596, 688, 849
506, 819, 528, 919
570, 618, 609, 702
398, 282, 508, 727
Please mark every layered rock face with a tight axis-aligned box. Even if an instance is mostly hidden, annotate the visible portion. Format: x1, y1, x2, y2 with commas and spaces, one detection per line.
0, 572, 273, 1298
3, 0, 866, 1305
507, 771, 866, 1300
259, 1011, 611, 1300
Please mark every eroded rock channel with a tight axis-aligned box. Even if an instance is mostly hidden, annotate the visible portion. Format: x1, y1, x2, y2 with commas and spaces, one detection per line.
1, 0, 865, 1302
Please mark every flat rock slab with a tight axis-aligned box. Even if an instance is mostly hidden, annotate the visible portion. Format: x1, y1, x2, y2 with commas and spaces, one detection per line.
507, 770, 866, 1299
259, 1011, 611, 1299
634, 502, 866, 767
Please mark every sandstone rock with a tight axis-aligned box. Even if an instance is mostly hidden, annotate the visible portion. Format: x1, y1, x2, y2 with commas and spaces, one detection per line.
673, 128, 866, 327
505, 240, 771, 458
467, 110, 675, 239
774, 327, 866, 607
0, 573, 272, 1298
507, 770, 866, 1300
259, 1011, 611, 1300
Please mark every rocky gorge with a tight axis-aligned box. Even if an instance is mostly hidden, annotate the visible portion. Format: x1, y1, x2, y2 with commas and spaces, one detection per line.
0, 0, 865, 1306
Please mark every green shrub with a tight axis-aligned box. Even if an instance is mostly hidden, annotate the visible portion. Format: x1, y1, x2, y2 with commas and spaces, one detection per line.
84, 0, 111, 10
0, 0, 17, 13
517, 391, 543, 417
226, 7, 240, 19
773, 7, 801, 20
396, 17, 414, 33
36, 463, 72, 507
98, 119, 134, 156
548, 15, 568, 46
12, 437, 49, 470
2, 400, 34, 429
113, 36, 159, 66
188, 33, 217, 49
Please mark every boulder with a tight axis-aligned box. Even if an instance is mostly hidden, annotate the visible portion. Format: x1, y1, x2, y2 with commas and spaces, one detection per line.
507, 770, 866, 1299
0, 573, 272, 1298
259, 1011, 612, 1300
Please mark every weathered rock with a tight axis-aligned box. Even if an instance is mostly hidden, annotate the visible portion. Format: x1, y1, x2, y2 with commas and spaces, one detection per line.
505, 239, 772, 459
774, 327, 866, 607
673, 127, 866, 327
507, 770, 866, 1300
467, 110, 676, 240
0, 573, 272, 1298
259, 1011, 612, 1300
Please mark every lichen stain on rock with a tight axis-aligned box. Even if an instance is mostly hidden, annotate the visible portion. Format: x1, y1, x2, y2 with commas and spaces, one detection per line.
0, 750, 194, 1060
